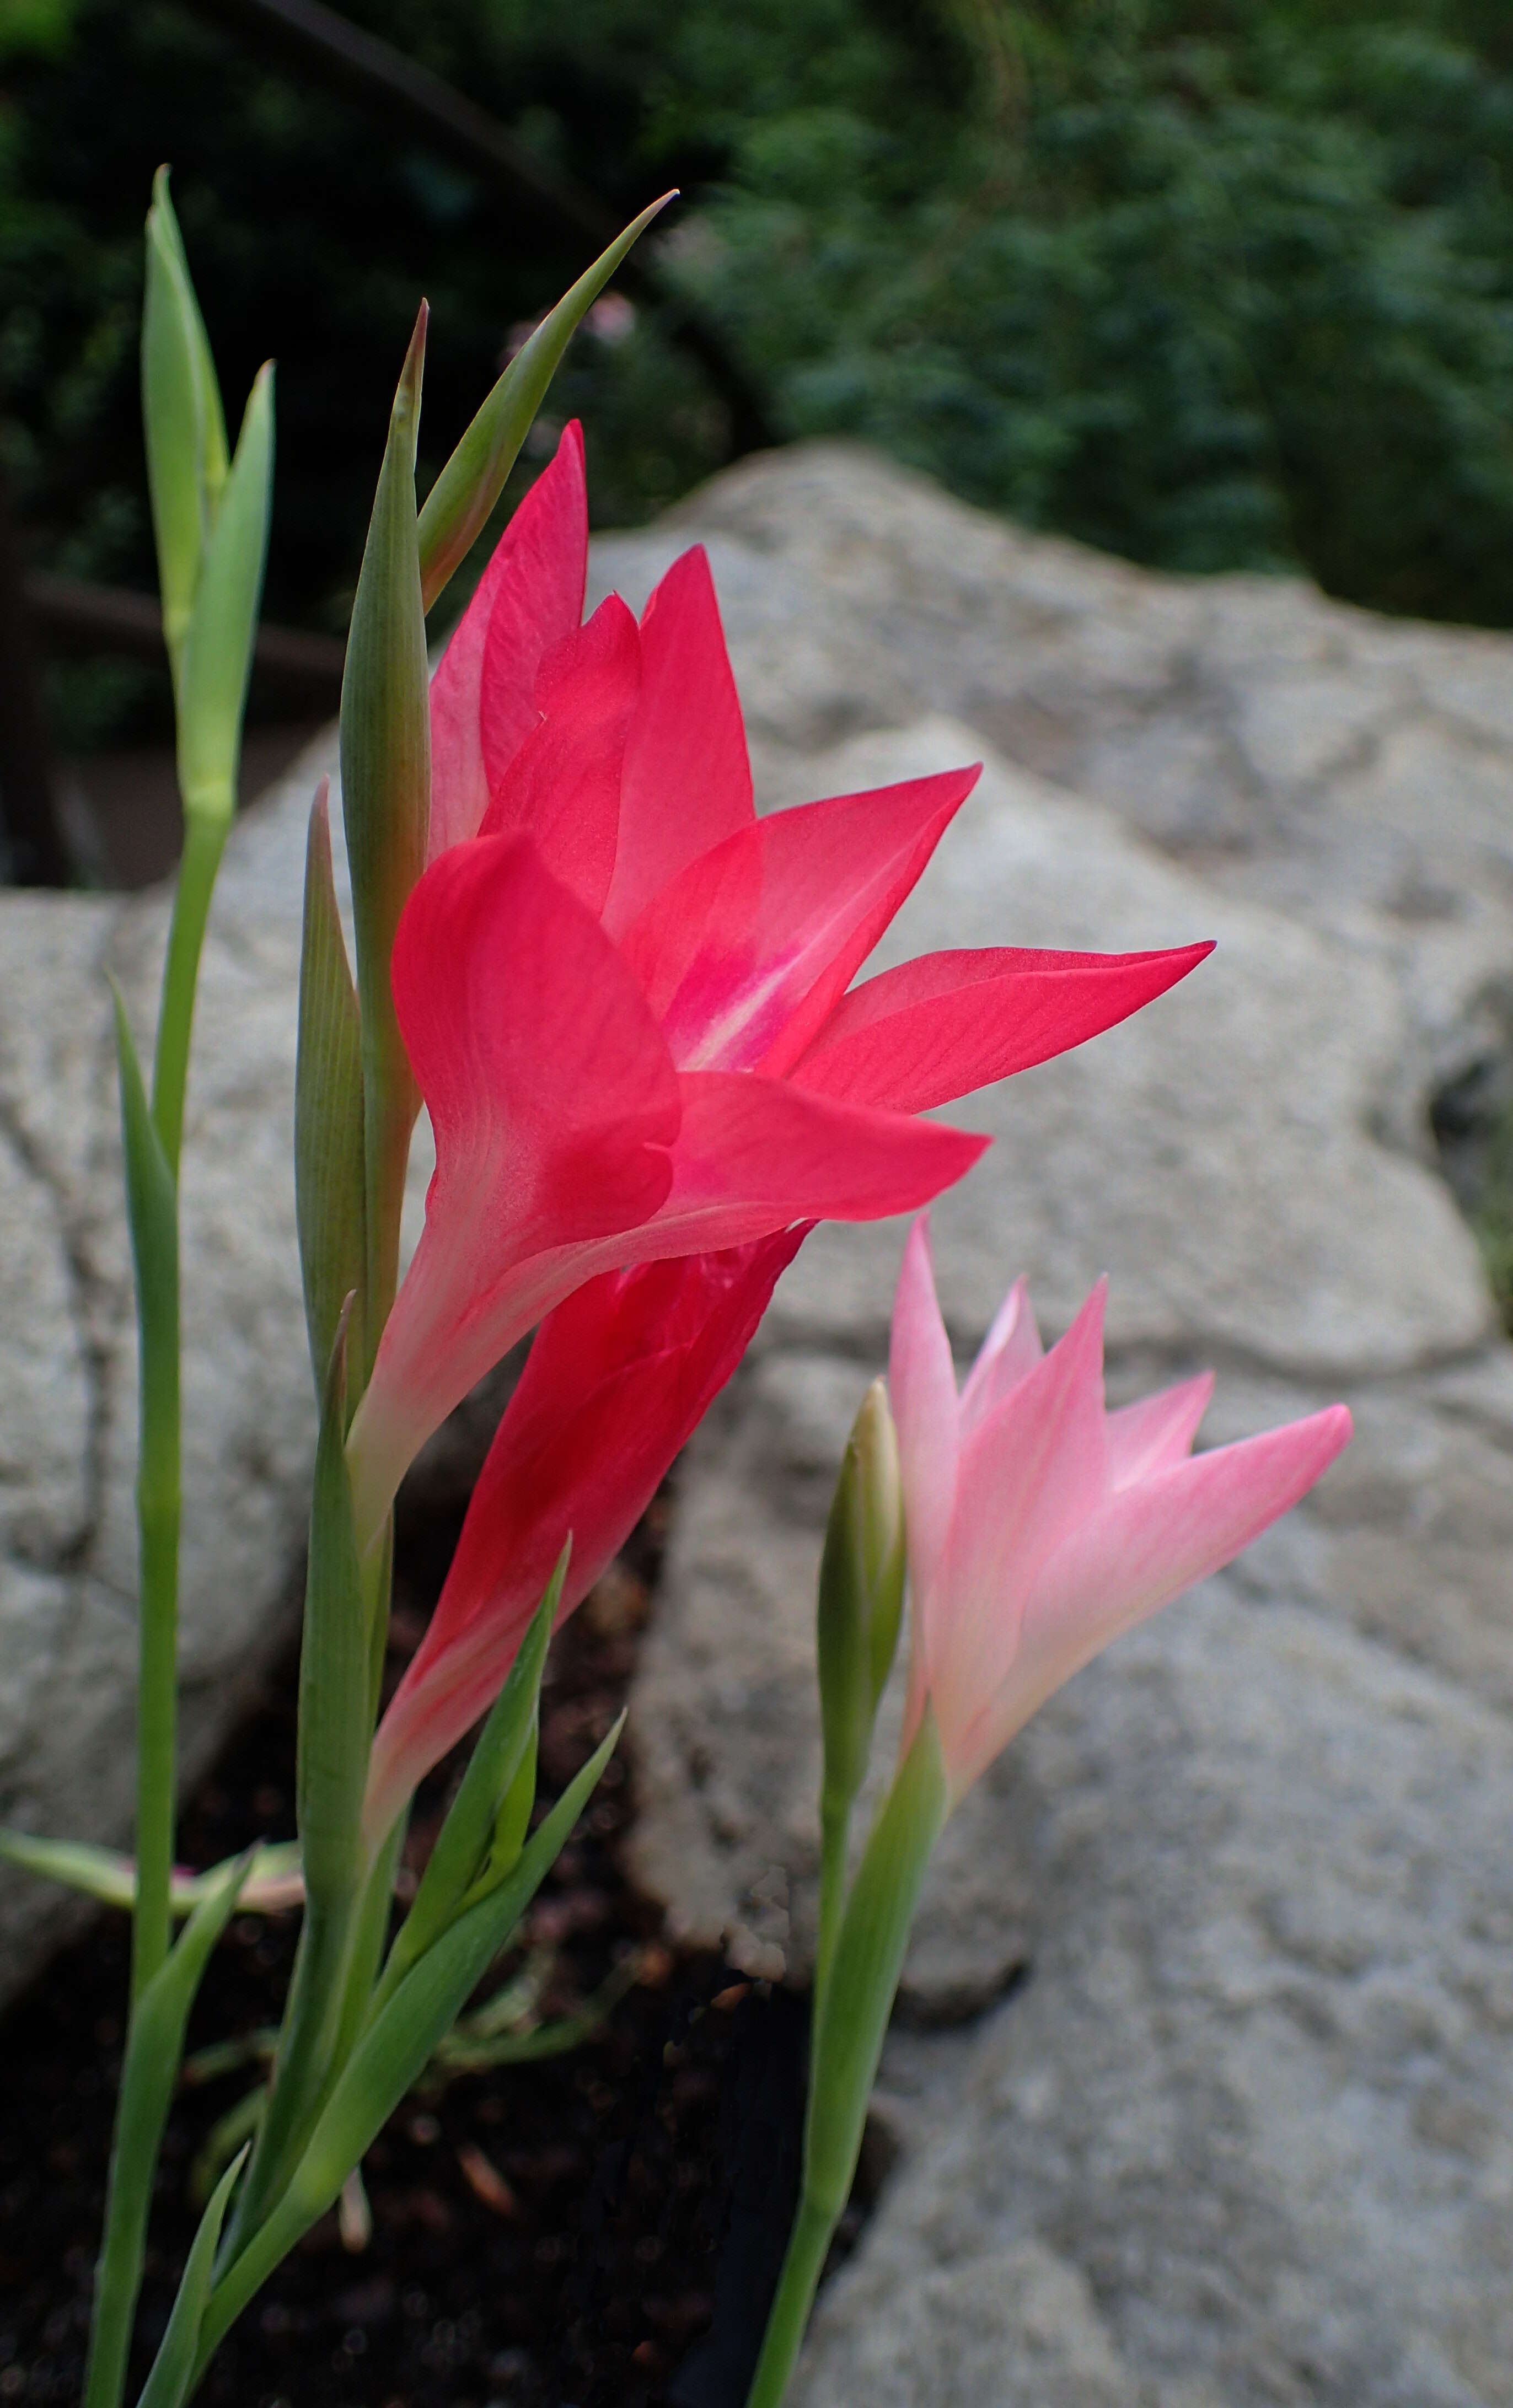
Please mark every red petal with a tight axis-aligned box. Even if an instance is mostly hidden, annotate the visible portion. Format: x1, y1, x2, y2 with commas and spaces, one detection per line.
618, 768, 979, 1074
789, 941, 1215, 1111
477, 423, 589, 800
362, 1232, 805, 1836
479, 596, 641, 917
429, 422, 587, 859
645, 1069, 989, 1253
602, 545, 754, 937
350, 836, 679, 1538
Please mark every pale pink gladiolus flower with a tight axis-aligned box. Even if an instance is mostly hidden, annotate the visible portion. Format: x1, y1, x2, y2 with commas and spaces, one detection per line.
890, 1220, 1353, 1802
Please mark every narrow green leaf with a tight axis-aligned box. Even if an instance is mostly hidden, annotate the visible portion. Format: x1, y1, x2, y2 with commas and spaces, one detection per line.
375, 1552, 564, 2007
136, 2145, 248, 2408
476, 1722, 538, 1897
142, 166, 221, 680
314, 1713, 624, 2172
175, 359, 274, 832
296, 783, 366, 1392
0, 1829, 299, 1917
416, 194, 674, 612
197, 1719, 625, 2373
0, 1829, 141, 1911
341, 307, 429, 1382
427, 1953, 639, 2082
82, 1853, 253, 2408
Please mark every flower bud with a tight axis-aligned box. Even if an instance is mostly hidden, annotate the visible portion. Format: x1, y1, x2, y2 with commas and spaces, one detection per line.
816, 1378, 906, 1818
141, 166, 227, 681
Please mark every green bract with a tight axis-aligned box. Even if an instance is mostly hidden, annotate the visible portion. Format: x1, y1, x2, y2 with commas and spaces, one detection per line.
814, 1378, 905, 2001
339, 307, 430, 1382
294, 787, 366, 1393
416, 192, 673, 612
141, 168, 227, 682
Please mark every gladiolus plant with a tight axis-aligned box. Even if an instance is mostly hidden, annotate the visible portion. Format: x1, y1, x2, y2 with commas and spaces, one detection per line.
0, 169, 1350, 2408
743, 1226, 1351, 2407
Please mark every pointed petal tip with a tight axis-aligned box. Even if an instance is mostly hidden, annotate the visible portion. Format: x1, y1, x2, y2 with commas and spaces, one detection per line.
892, 1214, 946, 1352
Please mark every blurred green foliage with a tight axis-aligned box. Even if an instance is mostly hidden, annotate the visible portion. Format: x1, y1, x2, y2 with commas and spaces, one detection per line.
3, 0, 1513, 749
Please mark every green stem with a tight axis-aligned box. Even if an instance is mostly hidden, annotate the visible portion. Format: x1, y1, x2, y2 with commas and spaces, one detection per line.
814, 1794, 850, 2017
334, 1821, 405, 2049
218, 1772, 399, 2266
130, 1468, 180, 2007
745, 2195, 838, 2408
748, 1716, 951, 2408
219, 1893, 357, 2260
151, 808, 228, 1176
128, 811, 226, 2007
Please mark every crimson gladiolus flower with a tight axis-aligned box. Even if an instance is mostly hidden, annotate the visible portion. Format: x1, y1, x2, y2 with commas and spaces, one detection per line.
345, 424, 1214, 1550
361, 1230, 806, 1846
889, 1219, 1353, 1801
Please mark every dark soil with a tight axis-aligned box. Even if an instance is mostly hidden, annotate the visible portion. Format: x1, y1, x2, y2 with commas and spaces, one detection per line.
0, 1490, 825, 2408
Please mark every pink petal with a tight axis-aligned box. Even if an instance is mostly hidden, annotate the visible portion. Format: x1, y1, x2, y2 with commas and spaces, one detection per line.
428, 422, 587, 859
347, 835, 679, 1544
616, 770, 979, 1074
948, 1402, 1353, 1793
602, 546, 755, 938
1106, 1372, 1214, 1489
479, 596, 641, 917
362, 1231, 804, 1839
958, 1276, 1042, 1436
788, 941, 1215, 1111
888, 1219, 961, 1740
927, 1284, 1110, 1777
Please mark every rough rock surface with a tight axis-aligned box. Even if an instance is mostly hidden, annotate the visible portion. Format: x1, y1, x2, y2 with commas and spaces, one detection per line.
792, 1591, 1513, 2408
597, 448, 1513, 2394
0, 737, 335, 1999
6, 442, 1513, 2390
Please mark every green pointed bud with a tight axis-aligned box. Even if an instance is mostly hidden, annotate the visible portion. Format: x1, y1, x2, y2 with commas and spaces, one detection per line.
141, 166, 229, 680
341, 305, 430, 1379
417, 194, 674, 612
175, 359, 274, 832
817, 1379, 905, 1818
296, 783, 366, 1393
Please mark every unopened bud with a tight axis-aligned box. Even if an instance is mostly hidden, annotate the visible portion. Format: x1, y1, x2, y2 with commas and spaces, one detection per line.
817, 1379, 906, 1816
